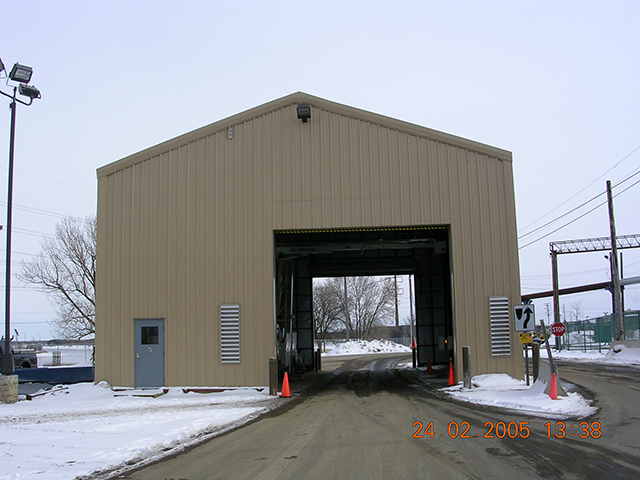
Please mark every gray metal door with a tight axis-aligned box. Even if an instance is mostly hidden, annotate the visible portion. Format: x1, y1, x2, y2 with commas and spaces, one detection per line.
135, 319, 165, 388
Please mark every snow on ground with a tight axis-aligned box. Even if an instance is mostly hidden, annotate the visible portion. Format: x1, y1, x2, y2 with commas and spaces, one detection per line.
1, 340, 639, 480
539, 343, 640, 366
442, 341, 640, 419
0, 383, 281, 480
321, 338, 411, 355
442, 374, 597, 419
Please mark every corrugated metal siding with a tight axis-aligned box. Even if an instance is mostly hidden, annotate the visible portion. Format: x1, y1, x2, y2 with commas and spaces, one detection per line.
96, 93, 522, 387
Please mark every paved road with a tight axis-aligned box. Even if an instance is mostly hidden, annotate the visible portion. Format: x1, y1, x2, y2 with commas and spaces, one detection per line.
555, 361, 640, 468
117, 354, 640, 480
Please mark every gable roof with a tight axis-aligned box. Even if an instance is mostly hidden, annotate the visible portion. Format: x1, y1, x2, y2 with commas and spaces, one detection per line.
97, 91, 511, 178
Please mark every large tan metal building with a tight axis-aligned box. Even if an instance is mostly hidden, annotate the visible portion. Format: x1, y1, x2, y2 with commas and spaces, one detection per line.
95, 92, 522, 388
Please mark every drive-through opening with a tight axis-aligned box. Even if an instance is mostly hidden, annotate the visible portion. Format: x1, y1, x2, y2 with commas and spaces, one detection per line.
274, 226, 454, 374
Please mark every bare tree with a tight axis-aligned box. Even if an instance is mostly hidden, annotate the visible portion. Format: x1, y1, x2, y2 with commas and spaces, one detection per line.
314, 276, 396, 340
348, 276, 396, 339
313, 280, 343, 339
19, 216, 96, 340
315, 277, 352, 338
570, 301, 582, 322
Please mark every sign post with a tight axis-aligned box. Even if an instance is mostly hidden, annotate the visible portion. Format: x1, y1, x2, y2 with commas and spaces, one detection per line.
524, 343, 530, 386
532, 342, 540, 381
514, 304, 535, 386
540, 319, 556, 375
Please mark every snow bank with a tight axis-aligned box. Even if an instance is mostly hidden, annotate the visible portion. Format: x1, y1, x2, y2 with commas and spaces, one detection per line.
322, 339, 411, 356
605, 341, 640, 362
443, 373, 597, 419
540, 341, 640, 366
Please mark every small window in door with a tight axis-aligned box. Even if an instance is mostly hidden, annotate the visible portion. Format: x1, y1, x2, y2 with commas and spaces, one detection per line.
141, 326, 159, 345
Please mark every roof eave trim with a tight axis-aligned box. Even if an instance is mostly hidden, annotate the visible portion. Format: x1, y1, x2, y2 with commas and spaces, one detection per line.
97, 91, 512, 178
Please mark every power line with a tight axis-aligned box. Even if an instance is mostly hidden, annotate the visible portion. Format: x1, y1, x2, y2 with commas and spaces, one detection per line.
519, 168, 640, 241
522, 270, 607, 280
0, 165, 96, 193
614, 168, 640, 189
612, 175, 640, 199
0, 249, 37, 257
2, 320, 52, 325
518, 144, 640, 234
518, 176, 640, 250
518, 189, 605, 240
0, 286, 39, 291
13, 227, 55, 238
0, 201, 73, 219
518, 199, 606, 249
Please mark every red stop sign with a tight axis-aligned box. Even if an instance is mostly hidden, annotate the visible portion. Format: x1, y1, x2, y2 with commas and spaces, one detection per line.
551, 322, 566, 336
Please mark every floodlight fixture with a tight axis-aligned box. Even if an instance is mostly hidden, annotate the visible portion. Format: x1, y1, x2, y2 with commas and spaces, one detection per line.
18, 84, 41, 100
297, 103, 311, 122
9, 63, 33, 83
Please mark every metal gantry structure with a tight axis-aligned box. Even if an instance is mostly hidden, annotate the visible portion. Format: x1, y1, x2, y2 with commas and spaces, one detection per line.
521, 177, 640, 343
549, 234, 640, 254
547, 234, 640, 341
523, 234, 640, 300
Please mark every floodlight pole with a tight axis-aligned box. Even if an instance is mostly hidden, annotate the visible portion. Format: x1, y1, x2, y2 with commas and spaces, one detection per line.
0, 83, 36, 375
0, 60, 39, 374
1, 87, 17, 374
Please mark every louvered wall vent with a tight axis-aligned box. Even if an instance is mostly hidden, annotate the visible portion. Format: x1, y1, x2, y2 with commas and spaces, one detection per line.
489, 296, 511, 356
220, 304, 240, 363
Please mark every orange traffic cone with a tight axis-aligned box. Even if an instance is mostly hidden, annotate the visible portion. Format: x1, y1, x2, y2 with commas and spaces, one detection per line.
549, 372, 558, 400
448, 359, 455, 386
427, 356, 433, 374
280, 372, 291, 398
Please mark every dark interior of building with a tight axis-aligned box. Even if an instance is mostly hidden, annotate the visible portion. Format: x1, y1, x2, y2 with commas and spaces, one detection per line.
274, 226, 454, 373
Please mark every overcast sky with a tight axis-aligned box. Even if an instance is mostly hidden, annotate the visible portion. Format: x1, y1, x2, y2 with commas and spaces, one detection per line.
1, 1, 639, 341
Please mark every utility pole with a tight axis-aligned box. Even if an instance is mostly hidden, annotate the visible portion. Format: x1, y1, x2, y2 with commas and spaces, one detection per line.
409, 275, 415, 342
394, 275, 399, 328
621, 252, 625, 313
551, 252, 560, 319
343, 277, 350, 341
606, 180, 624, 340
551, 250, 561, 351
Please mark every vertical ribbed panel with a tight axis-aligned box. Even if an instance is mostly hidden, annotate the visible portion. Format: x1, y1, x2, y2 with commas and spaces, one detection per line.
95, 92, 522, 387
489, 297, 511, 356
220, 305, 240, 363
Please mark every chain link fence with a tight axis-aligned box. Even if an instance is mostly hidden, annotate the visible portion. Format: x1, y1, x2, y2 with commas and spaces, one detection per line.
559, 310, 640, 352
